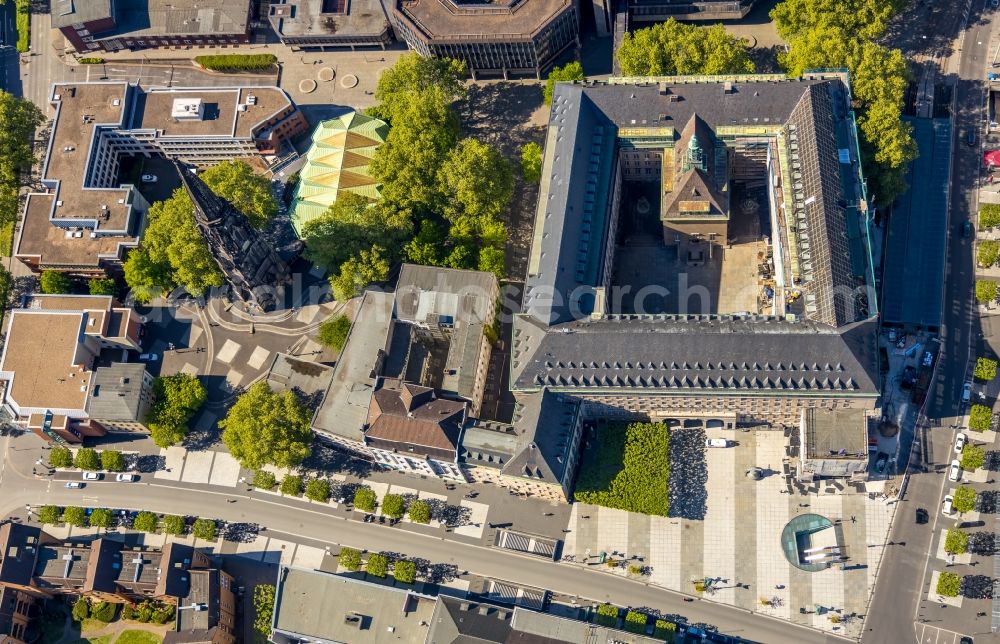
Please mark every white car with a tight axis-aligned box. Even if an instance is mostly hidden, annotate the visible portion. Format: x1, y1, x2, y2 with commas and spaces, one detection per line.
116, 473, 137, 482
141, 174, 157, 182
943, 494, 954, 515
81, 472, 101, 481
138, 353, 159, 362
954, 433, 967, 454
705, 438, 732, 448
65, 481, 83, 489
948, 459, 962, 482
963, 383, 972, 402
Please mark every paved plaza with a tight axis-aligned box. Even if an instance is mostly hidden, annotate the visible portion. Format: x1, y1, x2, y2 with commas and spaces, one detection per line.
563, 429, 896, 639
154, 447, 242, 487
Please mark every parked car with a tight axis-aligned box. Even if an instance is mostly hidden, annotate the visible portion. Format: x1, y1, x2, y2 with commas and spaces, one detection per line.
967, 128, 977, 147
954, 432, 967, 454
141, 174, 157, 182
874, 452, 889, 473
65, 481, 83, 489
915, 508, 929, 524
963, 220, 975, 238
116, 473, 137, 482
705, 438, 732, 448
138, 353, 159, 362
82, 472, 101, 481
949, 459, 962, 482
943, 494, 954, 515
963, 383, 972, 402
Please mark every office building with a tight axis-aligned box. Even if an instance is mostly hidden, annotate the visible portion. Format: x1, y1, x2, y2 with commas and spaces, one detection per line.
388, 0, 579, 78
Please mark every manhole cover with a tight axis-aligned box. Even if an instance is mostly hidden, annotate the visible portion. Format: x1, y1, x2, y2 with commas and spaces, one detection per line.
299, 79, 317, 94
340, 73, 359, 89
318, 67, 335, 82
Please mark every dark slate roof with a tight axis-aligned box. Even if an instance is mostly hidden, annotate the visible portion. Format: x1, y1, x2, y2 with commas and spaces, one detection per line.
662, 114, 729, 220
511, 314, 878, 396
502, 390, 581, 484
85, 538, 124, 594
460, 420, 519, 470
881, 117, 950, 329
528, 75, 862, 328
525, 88, 617, 325
784, 82, 856, 327
0, 523, 41, 586
425, 597, 514, 644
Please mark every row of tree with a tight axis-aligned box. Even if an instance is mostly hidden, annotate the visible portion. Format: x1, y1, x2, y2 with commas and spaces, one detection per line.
301, 54, 516, 299
123, 160, 277, 301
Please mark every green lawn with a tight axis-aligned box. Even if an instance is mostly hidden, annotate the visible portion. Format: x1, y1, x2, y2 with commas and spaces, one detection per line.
114, 631, 163, 644
573, 422, 670, 516
0, 220, 14, 256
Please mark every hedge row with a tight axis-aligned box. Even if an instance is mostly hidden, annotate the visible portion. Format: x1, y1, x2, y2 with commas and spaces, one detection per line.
194, 54, 277, 71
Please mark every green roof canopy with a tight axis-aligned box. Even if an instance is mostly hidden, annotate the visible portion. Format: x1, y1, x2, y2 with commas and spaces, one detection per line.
290, 111, 388, 237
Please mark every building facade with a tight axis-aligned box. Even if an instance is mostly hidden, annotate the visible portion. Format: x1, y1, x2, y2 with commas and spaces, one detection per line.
16, 82, 307, 277
268, 0, 394, 49
388, 0, 579, 79
51, 0, 252, 54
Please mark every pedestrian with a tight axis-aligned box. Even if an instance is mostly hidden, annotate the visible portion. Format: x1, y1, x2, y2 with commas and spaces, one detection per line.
850, 515, 856, 523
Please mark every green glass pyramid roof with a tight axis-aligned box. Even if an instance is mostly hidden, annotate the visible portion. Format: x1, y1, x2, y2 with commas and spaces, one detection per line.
290, 111, 388, 237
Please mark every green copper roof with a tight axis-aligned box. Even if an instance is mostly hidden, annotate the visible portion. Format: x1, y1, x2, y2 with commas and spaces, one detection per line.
290, 111, 388, 237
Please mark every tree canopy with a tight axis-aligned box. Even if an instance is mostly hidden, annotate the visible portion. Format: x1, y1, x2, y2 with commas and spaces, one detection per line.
40, 271, 72, 294
317, 314, 352, 350
123, 190, 223, 301
88, 278, 117, 296
220, 381, 313, 469
0, 92, 43, 229
771, 0, 914, 206
302, 53, 514, 292
146, 373, 207, 448
520, 142, 542, 183
617, 20, 754, 77
373, 53, 467, 123
574, 422, 670, 515
302, 193, 411, 271
330, 245, 390, 301
544, 61, 585, 105
201, 160, 278, 229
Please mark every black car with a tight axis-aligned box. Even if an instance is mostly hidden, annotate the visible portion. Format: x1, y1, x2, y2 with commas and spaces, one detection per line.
915, 508, 929, 524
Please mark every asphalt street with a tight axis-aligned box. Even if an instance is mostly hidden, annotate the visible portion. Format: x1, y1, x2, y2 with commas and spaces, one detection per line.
864, 1, 992, 643
0, 436, 848, 644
